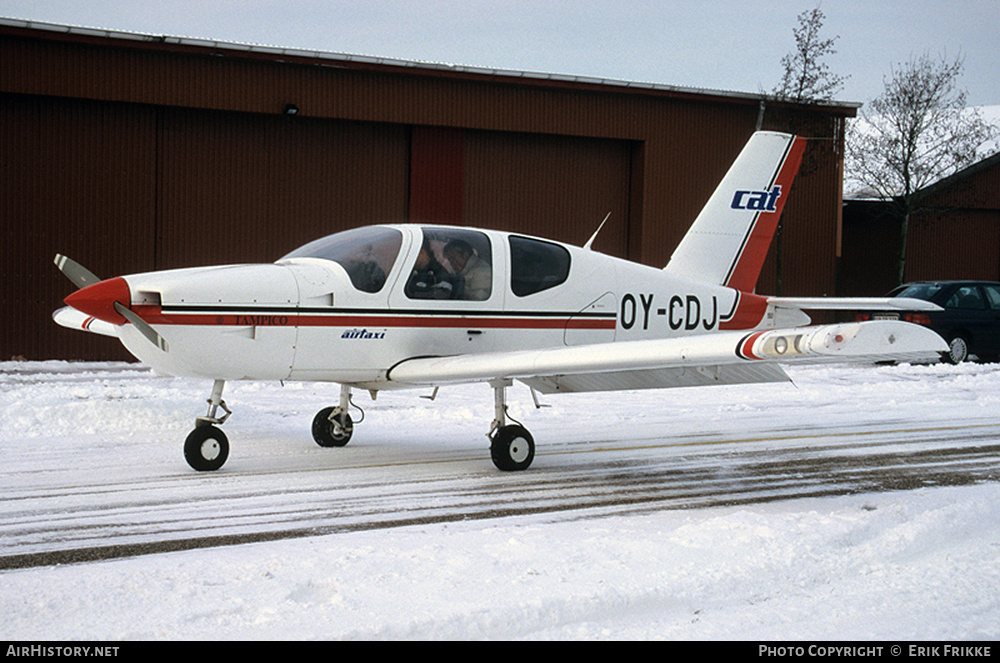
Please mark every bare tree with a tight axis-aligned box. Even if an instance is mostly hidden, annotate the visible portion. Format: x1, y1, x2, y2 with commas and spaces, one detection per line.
768, 7, 847, 295
772, 7, 847, 103
846, 53, 997, 285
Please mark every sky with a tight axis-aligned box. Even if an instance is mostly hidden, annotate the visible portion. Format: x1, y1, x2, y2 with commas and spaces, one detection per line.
1, 1, 997, 107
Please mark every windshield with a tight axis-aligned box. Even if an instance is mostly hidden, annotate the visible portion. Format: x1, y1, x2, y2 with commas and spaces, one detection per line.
280, 226, 403, 293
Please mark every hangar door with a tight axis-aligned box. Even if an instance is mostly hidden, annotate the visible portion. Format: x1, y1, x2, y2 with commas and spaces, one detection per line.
156, 110, 410, 269
464, 131, 636, 258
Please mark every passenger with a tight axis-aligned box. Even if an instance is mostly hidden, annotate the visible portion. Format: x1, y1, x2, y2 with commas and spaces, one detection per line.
443, 239, 492, 301
405, 240, 453, 299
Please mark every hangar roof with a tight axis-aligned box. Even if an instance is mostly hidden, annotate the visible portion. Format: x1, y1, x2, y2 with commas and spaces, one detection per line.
0, 16, 860, 114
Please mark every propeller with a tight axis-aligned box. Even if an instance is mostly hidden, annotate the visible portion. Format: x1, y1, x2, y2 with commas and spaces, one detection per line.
54, 254, 101, 289
114, 301, 169, 352
54, 254, 169, 352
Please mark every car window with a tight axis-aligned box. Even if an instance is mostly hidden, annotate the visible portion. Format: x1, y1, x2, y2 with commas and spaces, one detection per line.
945, 285, 986, 310
280, 226, 403, 293
509, 236, 571, 297
983, 285, 1000, 309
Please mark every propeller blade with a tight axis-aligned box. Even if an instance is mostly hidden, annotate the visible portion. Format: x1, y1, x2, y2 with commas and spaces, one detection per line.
54, 254, 101, 289
113, 301, 169, 352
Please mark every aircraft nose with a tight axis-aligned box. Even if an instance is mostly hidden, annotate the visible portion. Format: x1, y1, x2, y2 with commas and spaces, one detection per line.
63, 276, 131, 325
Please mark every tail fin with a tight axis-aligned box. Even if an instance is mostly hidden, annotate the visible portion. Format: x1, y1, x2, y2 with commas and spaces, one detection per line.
663, 131, 806, 292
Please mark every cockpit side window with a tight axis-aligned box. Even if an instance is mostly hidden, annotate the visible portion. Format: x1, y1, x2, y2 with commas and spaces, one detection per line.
405, 228, 493, 301
509, 236, 570, 296
280, 226, 403, 293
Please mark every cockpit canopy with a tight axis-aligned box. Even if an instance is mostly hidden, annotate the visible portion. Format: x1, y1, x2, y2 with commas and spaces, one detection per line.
280, 225, 571, 299
280, 226, 403, 293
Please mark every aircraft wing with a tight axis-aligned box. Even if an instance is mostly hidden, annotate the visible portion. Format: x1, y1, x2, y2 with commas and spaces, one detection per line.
387, 320, 948, 394
767, 296, 942, 311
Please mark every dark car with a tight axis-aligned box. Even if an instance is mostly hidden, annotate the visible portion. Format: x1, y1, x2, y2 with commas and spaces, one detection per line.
856, 281, 1000, 364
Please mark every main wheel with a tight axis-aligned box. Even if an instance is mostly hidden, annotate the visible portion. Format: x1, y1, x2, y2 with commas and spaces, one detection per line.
184, 425, 229, 471
312, 406, 354, 447
945, 334, 970, 364
490, 424, 535, 471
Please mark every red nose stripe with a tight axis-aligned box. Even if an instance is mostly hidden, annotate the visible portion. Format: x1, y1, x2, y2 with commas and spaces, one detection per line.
64, 277, 131, 325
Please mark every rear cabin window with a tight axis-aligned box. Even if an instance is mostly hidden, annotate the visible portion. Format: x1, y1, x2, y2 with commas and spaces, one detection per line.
509, 236, 571, 297
983, 285, 1000, 308
280, 226, 402, 293
946, 285, 987, 310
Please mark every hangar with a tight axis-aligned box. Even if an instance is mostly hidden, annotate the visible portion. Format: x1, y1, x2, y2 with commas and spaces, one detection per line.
841, 151, 1000, 296
0, 18, 857, 361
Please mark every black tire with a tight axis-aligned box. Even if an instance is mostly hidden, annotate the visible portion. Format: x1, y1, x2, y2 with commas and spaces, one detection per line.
312, 406, 353, 447
184, 425, 229, 471
490, 425, 535, 471
945, 335, 970, 364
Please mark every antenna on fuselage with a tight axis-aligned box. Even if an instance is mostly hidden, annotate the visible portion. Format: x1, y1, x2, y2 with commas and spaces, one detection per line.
583, 212, 611, 251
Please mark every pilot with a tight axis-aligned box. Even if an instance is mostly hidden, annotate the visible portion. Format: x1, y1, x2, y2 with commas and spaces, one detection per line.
405, 240, 453, 299
443, 239, 492, 301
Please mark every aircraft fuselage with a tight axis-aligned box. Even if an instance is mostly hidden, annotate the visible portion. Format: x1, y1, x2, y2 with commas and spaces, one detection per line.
97, 224, 777, 387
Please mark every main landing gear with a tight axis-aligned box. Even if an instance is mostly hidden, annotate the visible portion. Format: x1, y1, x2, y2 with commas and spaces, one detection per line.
182, 380, 537, 472
311, 384, 355, 448
306, 379, 536, 472
488, 378, 536, 472
307, 380, 536, 471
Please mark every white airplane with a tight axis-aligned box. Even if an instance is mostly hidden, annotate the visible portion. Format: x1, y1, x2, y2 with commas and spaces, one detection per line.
53, 131, 946, 472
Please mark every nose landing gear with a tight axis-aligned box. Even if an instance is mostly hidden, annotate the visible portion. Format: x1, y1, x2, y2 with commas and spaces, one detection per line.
184, 379, 231, 471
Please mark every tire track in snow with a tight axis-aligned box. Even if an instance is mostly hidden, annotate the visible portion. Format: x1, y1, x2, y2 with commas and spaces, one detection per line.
2, 420, 999, 569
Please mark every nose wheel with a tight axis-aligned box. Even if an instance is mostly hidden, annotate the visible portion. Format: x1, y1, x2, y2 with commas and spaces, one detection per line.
184, 379, 232, 471
184, 424, 229, 471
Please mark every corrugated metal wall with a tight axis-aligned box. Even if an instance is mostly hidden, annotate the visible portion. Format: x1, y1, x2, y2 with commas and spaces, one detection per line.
2, 95, 157, 360
842, 157, 1000, 293
908, 159, 1000, 283
156, 109, 409, 267
464, 130, 633, 256
0, 25, 853, 360
2, 95, 411, 360
908, 211, 1000, 282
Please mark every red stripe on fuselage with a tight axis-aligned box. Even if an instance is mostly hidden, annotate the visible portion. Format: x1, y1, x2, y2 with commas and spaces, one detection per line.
718, 292, 769, 330
131, 306, 616, 331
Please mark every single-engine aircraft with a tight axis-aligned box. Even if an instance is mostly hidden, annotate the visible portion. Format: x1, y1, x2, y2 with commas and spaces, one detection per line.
53, 131, 947, 472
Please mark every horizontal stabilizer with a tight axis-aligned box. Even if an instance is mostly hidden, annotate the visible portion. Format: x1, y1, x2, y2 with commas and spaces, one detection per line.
768, 296, 942, 311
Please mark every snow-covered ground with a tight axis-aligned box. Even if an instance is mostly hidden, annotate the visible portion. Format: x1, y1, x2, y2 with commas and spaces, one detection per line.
2, 360, 1000, 640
